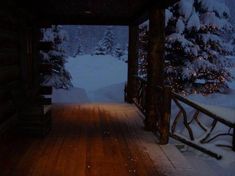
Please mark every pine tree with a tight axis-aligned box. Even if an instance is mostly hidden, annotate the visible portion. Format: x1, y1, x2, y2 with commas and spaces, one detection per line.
73, 44, 83, 57
138, 25, 148, 79
41, 25, 72, 89
94, 41, 107, 55
113, 43, 124, 59
230, 33, 235, 54
165, 0, 233, 94
94, 27, 115, 55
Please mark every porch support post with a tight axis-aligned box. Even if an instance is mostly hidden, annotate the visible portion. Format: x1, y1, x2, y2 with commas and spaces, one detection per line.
126, 25, 138, 103
145, 6, 165, 131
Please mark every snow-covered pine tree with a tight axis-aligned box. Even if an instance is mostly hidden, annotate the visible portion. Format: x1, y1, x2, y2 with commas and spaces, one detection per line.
94, 41, 107, 55
138, 25, 148, 79
113, 43, 124, 59
121, 44, 129, 62
41, 25, 72, 89
94, 27, 115, 55
73, 44, 83, 57
165, 0, 233, 94
230, 33, 235, 54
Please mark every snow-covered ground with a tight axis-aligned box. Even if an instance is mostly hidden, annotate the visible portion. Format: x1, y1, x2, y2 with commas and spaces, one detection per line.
173, 103, 235, 176
53, 55, 127, 103
173, 56, 235, 176
53, 54, 235, 175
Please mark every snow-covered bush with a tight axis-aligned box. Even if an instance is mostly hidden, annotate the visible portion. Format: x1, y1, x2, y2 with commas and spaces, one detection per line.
41, 25, 72, 89
165, 0, 234, 94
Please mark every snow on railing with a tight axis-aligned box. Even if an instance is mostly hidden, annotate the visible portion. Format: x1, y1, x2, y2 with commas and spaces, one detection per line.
171, 92, 235, 159
128, 75, 235, 159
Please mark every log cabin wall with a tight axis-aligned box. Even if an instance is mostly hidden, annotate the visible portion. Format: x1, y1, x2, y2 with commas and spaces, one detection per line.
0, 0, 177, 136
0, 7, 20, 133
0, 4, 36, 134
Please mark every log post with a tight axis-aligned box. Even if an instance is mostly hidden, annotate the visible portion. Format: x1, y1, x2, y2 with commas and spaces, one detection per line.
160, 86, 171, 144
145, 7, 165, 131
126, 25, 138, 103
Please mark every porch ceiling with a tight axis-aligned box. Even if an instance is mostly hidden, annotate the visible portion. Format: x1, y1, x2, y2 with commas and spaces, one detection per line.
12, 0, 177, 25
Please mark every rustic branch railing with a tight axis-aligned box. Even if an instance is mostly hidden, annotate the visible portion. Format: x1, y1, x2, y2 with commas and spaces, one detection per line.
127, 76, 234, 158
131, 76, 171, 144
171, 92, 235, 159
132, 76, 147, 115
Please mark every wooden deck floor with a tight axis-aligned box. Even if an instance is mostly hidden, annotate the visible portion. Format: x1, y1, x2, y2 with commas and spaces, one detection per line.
0, 104, 195, 176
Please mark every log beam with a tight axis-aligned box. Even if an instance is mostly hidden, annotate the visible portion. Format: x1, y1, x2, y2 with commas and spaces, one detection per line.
145, 7, 165, 131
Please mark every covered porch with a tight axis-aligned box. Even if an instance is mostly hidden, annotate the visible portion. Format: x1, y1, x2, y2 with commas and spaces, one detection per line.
0, 103, 194, 176
0, 0, 201, 175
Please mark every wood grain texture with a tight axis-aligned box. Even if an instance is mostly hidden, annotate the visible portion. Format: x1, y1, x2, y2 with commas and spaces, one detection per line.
0, 104, 169, 176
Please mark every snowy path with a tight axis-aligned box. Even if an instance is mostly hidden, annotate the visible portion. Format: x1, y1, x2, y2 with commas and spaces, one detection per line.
53, 55, 127, 104
65, 55, 127, 91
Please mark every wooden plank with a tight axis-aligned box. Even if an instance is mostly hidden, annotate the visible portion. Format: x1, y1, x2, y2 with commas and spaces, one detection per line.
38, 16, 130, 26
0, 104, 184, 175
0, 65, 20, 84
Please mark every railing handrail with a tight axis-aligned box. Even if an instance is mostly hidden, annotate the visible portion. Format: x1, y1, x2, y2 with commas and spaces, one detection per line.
171, 92, 235, 127
171, 91, 235, 159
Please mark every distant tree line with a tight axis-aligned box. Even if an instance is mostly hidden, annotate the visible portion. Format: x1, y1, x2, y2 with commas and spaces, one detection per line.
93, 27, 128, 62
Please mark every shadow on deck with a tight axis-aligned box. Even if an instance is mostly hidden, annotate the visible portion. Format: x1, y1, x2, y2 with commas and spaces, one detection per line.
0, 103, 196, 176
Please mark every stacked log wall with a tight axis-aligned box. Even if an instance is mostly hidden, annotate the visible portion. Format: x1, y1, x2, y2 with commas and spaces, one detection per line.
0, 8, 21, 133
